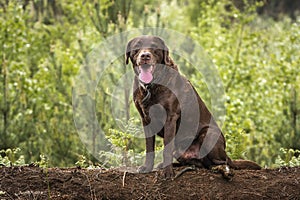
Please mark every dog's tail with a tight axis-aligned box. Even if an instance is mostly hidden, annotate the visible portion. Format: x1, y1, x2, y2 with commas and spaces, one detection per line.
231, 159, 261, 170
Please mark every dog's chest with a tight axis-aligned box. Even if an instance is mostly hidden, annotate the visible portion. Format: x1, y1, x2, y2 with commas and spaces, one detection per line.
136, 85, 179, 123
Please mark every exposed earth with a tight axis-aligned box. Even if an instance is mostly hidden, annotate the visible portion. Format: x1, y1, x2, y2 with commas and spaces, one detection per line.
0, 166, 299, 199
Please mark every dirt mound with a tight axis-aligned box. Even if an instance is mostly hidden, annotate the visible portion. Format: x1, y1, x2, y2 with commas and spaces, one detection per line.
0, 166, 299, 199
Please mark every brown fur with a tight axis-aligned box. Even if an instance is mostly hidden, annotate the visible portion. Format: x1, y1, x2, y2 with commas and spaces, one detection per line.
125, 35, 261, 178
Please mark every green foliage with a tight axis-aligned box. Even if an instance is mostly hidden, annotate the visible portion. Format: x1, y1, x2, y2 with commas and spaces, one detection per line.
100, 118, 144, 167
0, 0, 88, 166
184, 0, 300, 167
75, 155, 90, 168
275, 148, 300, 167
108, 123, 137, 152
0, 0, 299, 168
36, 154, 49, 168
0, 148, 25, 166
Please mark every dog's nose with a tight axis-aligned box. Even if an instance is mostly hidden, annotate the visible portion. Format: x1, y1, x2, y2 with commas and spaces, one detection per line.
140, 52, 151, 60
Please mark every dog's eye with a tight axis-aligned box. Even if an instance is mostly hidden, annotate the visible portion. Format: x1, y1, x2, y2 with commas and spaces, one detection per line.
154, 49, 162, 55
131, 49, 139, 56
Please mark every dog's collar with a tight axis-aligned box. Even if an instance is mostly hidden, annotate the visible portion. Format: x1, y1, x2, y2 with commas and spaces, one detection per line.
139, 81, 152, 90
139, 81, 152, 104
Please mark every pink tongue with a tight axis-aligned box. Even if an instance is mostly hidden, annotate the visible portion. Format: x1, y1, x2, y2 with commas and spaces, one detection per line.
139, 68, 153, 84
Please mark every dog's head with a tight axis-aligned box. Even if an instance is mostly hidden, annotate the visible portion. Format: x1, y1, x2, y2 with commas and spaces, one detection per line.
125, 35, 171, 84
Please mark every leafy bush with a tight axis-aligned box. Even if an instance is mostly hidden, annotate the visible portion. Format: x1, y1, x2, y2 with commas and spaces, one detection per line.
0, 0, 299, 168
100, 118, 144, 168
275, 148, 300, 167
0, 148, 25, 166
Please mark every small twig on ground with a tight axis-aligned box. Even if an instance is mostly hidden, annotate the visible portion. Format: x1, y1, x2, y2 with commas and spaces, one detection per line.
174, 165, 196, 179
122, 171, 127, 187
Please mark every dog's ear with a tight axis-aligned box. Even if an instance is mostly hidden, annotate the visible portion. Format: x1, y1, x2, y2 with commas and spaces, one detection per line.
163, 45, 171, 65
125, 40, 133, 65
125, 51, 130, 65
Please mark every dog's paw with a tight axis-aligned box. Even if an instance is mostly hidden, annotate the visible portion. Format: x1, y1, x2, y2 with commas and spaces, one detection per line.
137, 165, 153, 173
163, 165, 175, 179
212, 165, 234, 181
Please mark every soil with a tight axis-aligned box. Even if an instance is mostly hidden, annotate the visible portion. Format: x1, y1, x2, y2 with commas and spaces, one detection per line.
0, 166, 299, 200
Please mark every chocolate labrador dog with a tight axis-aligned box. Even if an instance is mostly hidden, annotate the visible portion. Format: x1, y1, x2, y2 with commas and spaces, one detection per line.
125, 35, 261, 178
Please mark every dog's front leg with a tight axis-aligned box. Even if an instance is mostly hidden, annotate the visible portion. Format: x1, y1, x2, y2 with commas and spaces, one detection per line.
138, 129, 155, 173
162, 114, 178, 178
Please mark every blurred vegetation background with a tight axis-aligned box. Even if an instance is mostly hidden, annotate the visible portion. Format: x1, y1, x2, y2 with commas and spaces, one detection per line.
0, 0, 299, 168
